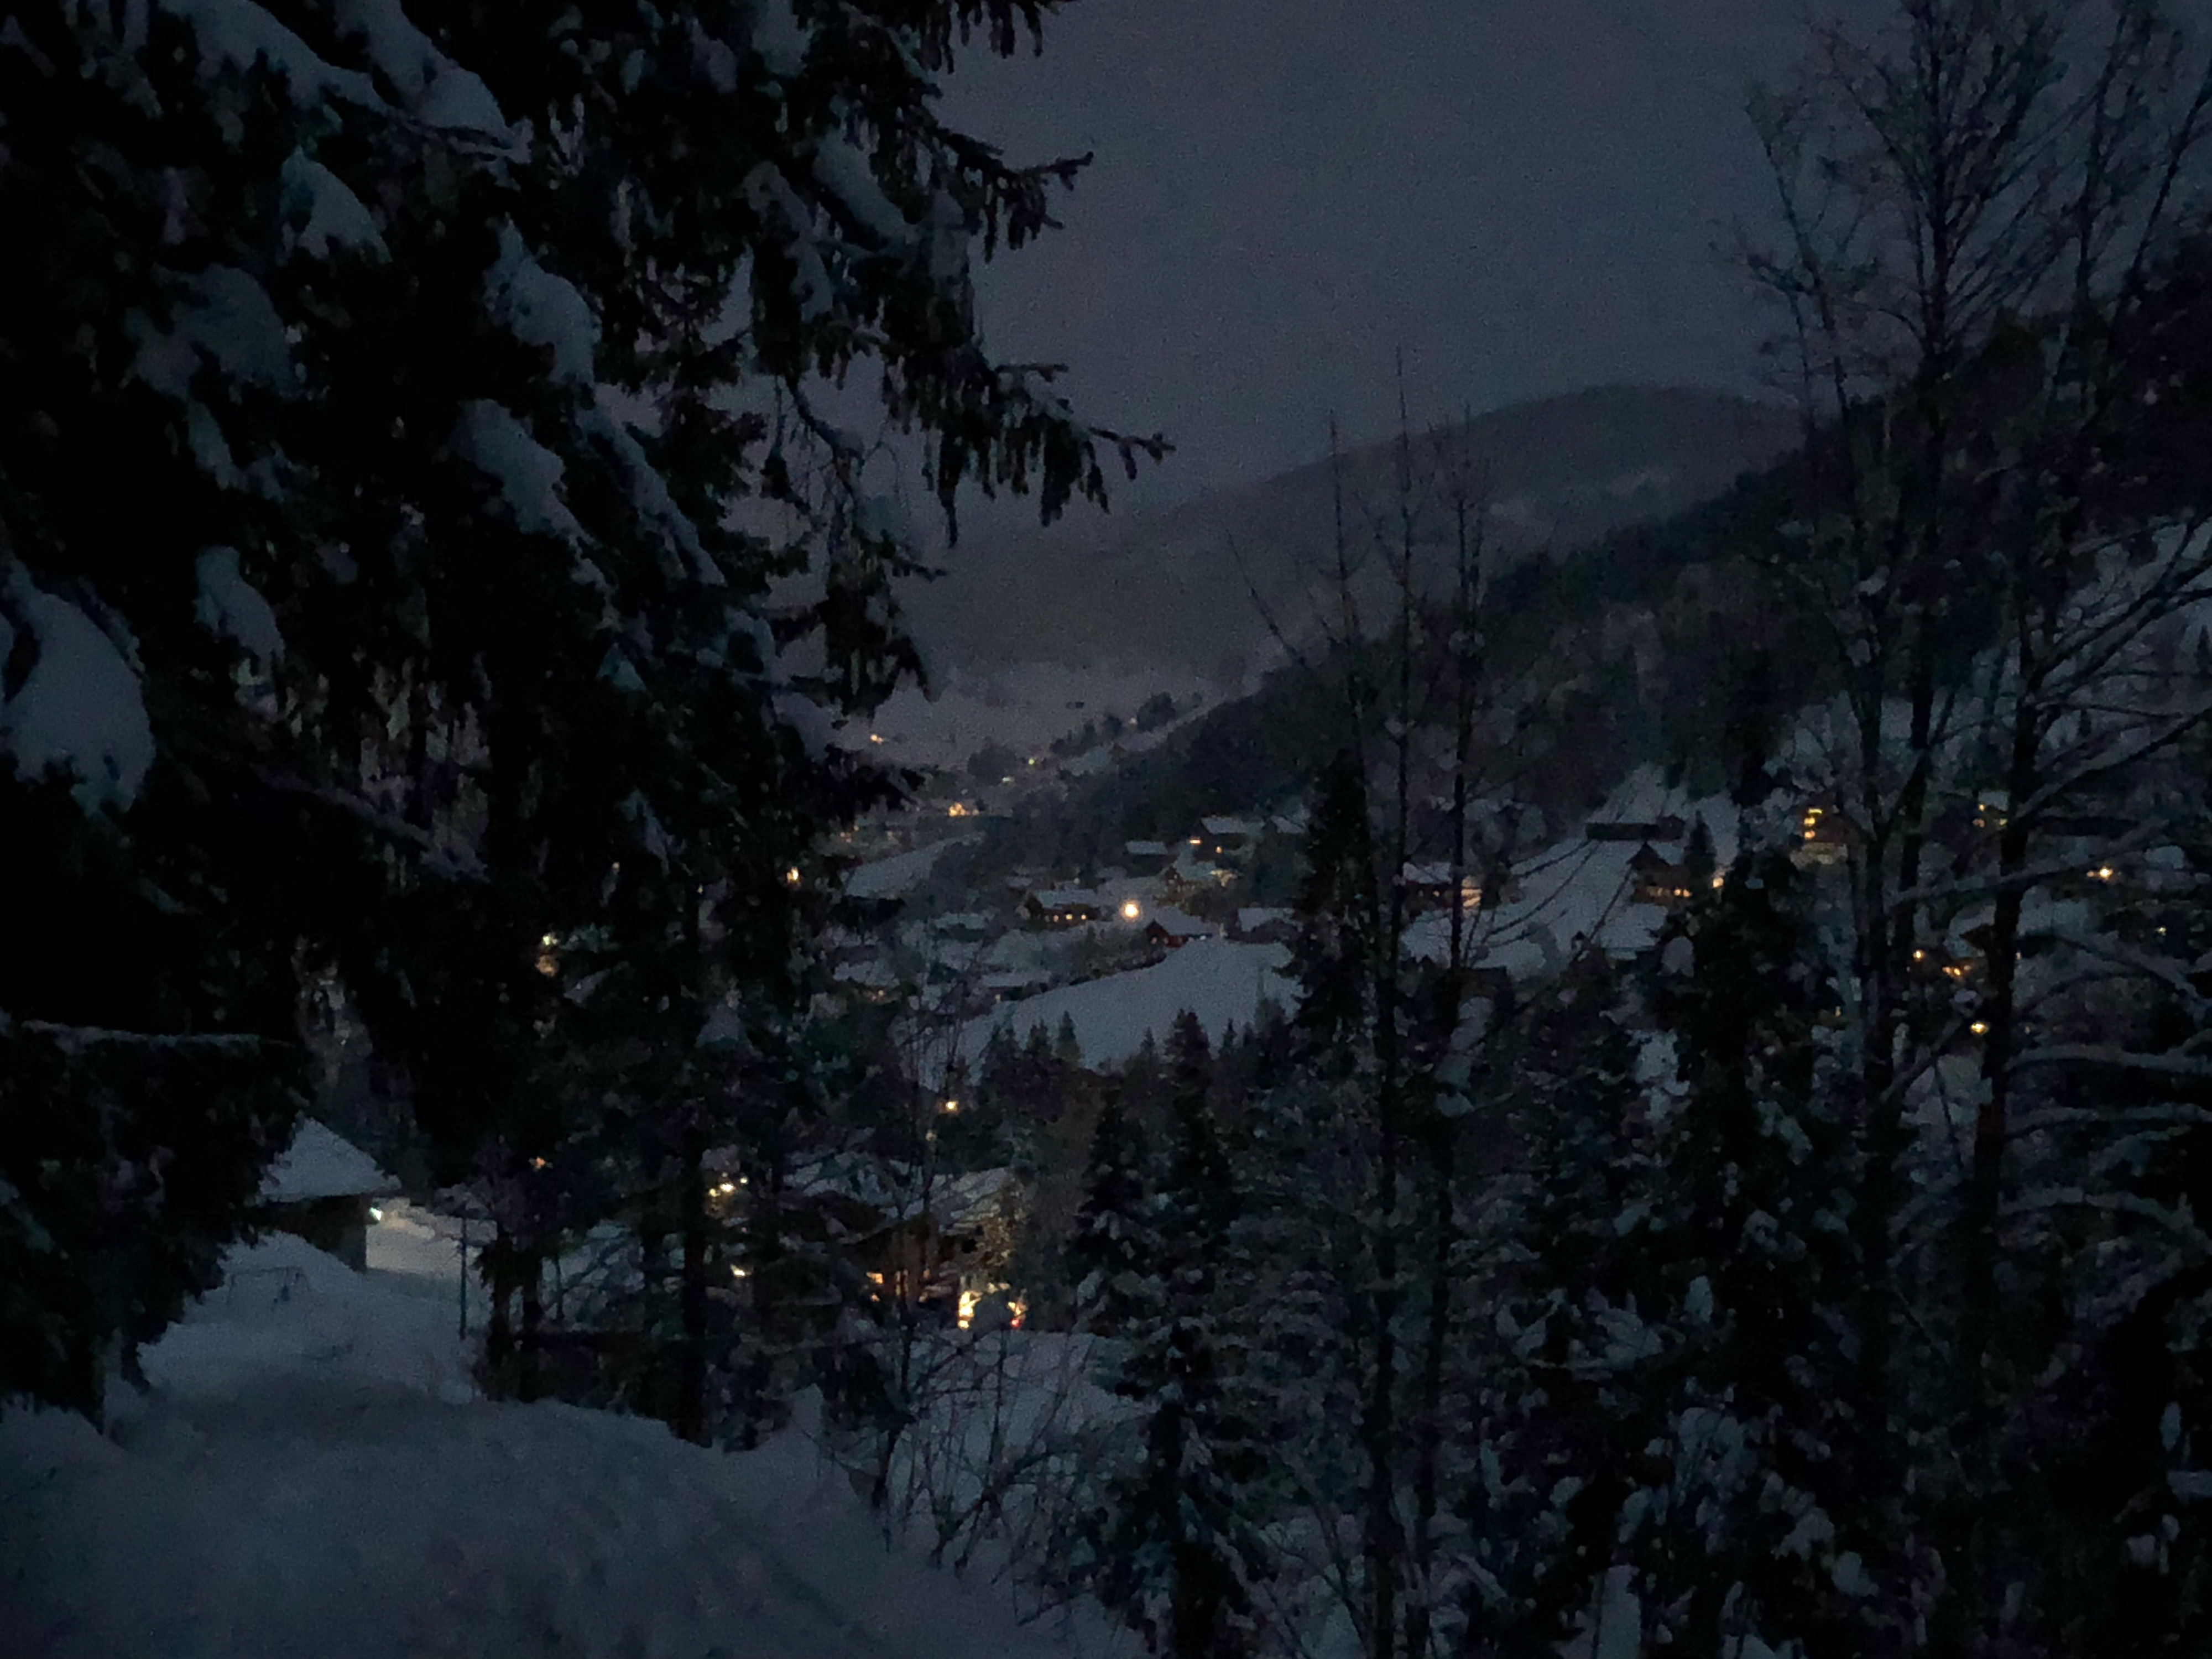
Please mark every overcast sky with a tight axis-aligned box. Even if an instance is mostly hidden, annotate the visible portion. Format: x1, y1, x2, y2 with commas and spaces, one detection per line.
939, 0, 1858, 519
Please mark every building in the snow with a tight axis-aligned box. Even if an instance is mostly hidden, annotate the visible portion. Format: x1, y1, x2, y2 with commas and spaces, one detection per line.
1628, 843, 1695, 907
1024, 889, 1105, 926
257, 1119, 400, 1271
1792, 796, 1854, 866
1233, 906, 1296, 944
1142, 910, 1215, 950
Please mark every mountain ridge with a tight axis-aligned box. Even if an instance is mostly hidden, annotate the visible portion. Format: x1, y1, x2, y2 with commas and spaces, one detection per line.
905, 384, 1800, 682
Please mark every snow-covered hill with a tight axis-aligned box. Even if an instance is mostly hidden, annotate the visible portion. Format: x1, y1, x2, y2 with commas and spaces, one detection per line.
0, 1231, 1125, 1659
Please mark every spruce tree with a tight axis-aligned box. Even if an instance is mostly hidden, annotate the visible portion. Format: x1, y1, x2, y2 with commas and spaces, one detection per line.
0, 0, 1155, 1421
1092, 1009, 1267, 1658
1068, 1082, 1154, 1337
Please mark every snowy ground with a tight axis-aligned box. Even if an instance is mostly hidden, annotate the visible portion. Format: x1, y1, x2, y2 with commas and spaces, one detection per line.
956, 937, 1294, 1073
1, 1226, 1125, 1659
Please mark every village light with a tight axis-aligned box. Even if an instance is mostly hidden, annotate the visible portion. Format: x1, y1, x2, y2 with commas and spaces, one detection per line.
1970, 1020, 1990, 1036
940, 1099, 960, 1115
716, 1180, 737, 1195
1121, 899, 1142, 920
2090, 865, 2116, 881
784, 865, 801, 887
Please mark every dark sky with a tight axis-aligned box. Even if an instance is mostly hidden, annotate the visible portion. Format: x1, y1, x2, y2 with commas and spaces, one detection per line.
942, 0, 1851, 519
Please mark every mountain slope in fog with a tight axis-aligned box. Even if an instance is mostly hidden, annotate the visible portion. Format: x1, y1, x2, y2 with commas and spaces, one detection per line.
906, 385, 1798, 681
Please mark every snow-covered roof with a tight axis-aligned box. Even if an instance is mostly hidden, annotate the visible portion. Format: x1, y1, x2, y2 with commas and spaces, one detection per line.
1237, 906, 1291, 931
1124, 839, 1170, 858
1144, 909, 1214, 938
1402, 861, 1467, 885
1029, 888, 1103, 910
260, 1119, 397, 1203
1201, 815, 1259, 838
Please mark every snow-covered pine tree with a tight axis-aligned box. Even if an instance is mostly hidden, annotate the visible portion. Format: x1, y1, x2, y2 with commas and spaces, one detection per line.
1640, 846, 1866, 1654
0, 0, 1155, 1420
1089, 1008, 1268, 1658
1068, 1081, 1153, 1338
1455, 950, 1658, 1655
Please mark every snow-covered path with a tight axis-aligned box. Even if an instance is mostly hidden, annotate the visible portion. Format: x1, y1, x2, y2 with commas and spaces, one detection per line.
1, 1234, 1112, 1659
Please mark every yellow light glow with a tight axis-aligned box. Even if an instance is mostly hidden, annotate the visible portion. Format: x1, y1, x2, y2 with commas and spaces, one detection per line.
1970, 1020, 1990, 1036
948, 802, 971, 817
716, 1180, 737, 1195
784, 866, 801, 886
1121, 899, 1142, 920
957, 1286, 979, 1329
1913, 948, 1927, 961
941, 1099, 959, 1115
868, 733, 885, 744
2090, 865, 2115, 881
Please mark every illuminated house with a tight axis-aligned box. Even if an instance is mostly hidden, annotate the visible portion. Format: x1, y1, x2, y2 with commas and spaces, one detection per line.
1022, 889, 1105, 927
1628, 843, 1695, 907
1792, 797, 1853, 866
1142, 910, 1214, 950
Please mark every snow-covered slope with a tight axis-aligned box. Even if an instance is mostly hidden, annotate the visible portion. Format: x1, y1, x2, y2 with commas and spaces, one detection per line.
0, 1232, 1123, 1659
959, 937, 1293, 1070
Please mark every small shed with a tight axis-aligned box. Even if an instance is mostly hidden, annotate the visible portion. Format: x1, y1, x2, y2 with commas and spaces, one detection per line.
258, 1119, 399, 1271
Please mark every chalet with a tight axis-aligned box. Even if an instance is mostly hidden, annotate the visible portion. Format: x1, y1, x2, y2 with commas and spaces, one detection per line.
1024, 889, 1104, 926
1124, 839, 1172, 871
1793, 797, 1852, 867
1199, 816, 1261, 857
1587, 815, 1686, 844
771, 1154, 1026, 1322
1628, 843, 1695, 907
1400, 860, 1488, 912
1158, 848, 1228, 898
1143, 910, 1215, 950
257, 1119, 400, 1271
980, 968, 1051, 1003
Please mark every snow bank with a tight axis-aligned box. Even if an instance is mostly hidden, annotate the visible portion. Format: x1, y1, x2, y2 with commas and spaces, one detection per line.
1, 1232, 1120, 1659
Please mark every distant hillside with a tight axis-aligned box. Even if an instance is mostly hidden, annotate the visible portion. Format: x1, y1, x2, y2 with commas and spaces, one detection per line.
905, 385, 1799, 681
